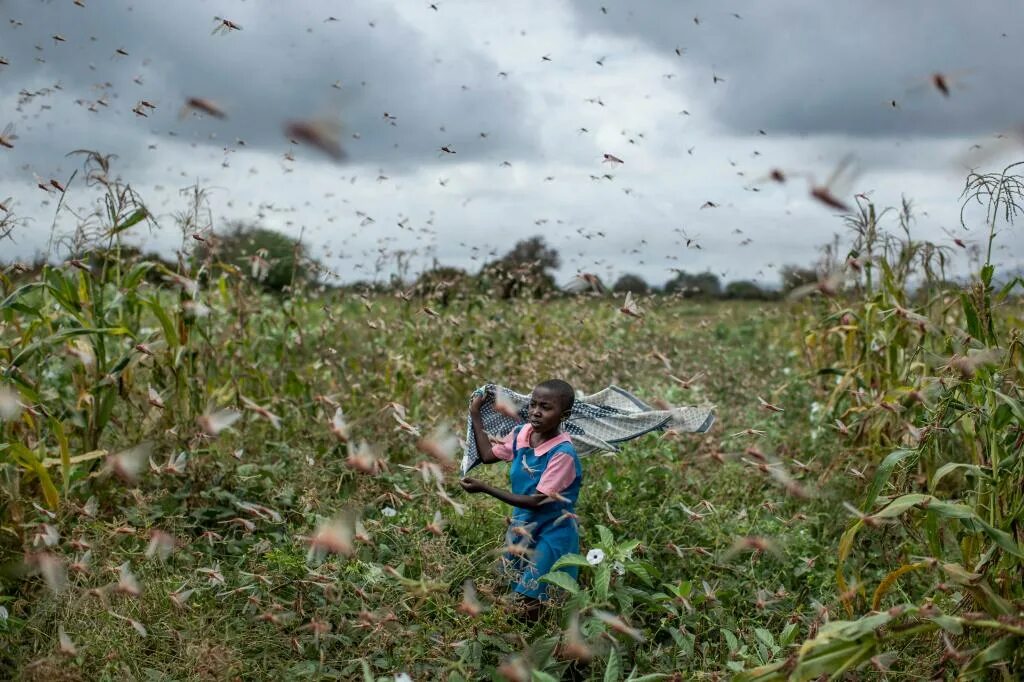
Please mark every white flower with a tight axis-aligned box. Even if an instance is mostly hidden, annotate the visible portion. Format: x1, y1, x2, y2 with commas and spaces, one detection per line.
395, 674, 413, 682
782, 367, 792, 376
381, 506, 397, 518
611, 560, 625, 577
586, 548, 605, 565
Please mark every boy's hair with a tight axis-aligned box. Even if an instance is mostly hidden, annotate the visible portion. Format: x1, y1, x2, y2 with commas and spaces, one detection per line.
536, 379, 575, 414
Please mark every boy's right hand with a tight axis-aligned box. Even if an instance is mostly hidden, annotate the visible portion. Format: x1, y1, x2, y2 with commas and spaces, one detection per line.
470, 388, 490, 413
460, 477, 486, 493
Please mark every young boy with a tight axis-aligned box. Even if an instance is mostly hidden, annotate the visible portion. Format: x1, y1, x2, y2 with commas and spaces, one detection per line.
460, 379, 582, 621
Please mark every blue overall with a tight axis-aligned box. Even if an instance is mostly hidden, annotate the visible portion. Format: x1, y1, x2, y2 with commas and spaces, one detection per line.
502, 424, 583, 601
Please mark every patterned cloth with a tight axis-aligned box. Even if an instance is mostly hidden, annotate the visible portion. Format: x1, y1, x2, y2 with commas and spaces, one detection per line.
461, 384, 715, 475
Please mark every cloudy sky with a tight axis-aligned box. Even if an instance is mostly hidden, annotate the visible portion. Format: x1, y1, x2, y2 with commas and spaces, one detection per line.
1, 0, 1023, 288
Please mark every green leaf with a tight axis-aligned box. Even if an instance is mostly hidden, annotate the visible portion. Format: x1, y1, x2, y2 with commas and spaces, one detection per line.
625, 562, 653, 587
863, 449, 918, 512
10, 326, 135, 368
927, 615, 963, 634
0, 281, 45, 311
528, 634, 561, 669
50, 417, 71, 495
992, 403, 1013, 431
980, 264, 993, 287
595, 563, 611, 602
754, 628, 775, 649
994, 275, 1022, 301
9, 442, 60, 509
991, 389, 1024, 428
974, 518, 1024, 559
539, 571, 579, 596
960, 635, 1018, 677
551, 554, 591, 571
531, 671, 558, 682
616, 539, 640, 558
146, 296, 180, 352
604, 646, 621, 682
873, 495, 1024, 558
932, 462, 985, 489
123, 261, 156, 290
960, 292, 982, 339
107, 207, 148, 236
597, 525, 614, 548
723, 629, 739, 652
873, 493, 930, 518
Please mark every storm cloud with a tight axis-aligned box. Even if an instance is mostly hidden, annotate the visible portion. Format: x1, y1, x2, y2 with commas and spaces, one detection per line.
1, 0, 1022, 288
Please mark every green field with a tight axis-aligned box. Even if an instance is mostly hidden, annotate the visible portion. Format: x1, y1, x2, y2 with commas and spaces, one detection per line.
1, 230, 1022, 681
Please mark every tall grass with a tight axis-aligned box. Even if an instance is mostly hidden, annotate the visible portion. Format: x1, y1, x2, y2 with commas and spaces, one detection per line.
743, 165, 1024, 680
1, 154, 1021, 680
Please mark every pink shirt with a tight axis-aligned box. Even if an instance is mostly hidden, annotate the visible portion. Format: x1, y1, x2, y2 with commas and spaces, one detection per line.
492, 423, 577, 497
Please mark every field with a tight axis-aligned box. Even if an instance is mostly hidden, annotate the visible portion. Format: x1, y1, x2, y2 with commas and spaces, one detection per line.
1, 197, 1022, 682
0, 156, 1020, 682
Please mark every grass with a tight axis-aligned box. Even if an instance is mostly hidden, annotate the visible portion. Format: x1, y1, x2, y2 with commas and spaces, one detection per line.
1, 157, 1022, 680
1, 287, 864, 680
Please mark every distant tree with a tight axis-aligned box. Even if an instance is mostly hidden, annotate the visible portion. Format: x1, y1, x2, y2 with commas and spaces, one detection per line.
663, 270, 722, 298
203, 222, 316, 292
724, 280, 775, 300
479, 235, 560, 299
779, 265, 818, 296
412, 264, 472, 307
612, 273, 650, 294
500, 235, 561, 271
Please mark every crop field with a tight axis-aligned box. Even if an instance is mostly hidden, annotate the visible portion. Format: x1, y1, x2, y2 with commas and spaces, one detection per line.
1, 4, 1024, 679
0, 165, 1022, 681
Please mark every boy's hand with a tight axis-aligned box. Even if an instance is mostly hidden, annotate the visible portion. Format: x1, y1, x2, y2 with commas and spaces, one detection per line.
460, 477, 486, 493
470, 388, 490, 413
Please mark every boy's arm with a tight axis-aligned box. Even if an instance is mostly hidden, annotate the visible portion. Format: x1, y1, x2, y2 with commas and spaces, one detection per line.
462, 479, 549, 510
470, 393, 500, 464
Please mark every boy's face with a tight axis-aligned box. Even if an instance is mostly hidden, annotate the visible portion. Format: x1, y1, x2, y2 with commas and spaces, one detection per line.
529, 386, 567, 435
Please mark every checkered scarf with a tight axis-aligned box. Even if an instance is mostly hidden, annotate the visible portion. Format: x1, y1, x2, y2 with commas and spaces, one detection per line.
461, 384, 715, 475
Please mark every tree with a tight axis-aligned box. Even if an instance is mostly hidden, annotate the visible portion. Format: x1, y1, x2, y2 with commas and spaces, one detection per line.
412, 265, 472, 307
724, 280, 775, 300
663, 270, 722, 298
500, 235, 560, 271
779, 265, 818, 296
612, 273, 650, 294
479, 235, 560, 299
203, 222, 315, 292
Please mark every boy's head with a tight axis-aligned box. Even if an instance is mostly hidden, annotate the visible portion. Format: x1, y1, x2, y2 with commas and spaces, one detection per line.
533, 379, 575, 419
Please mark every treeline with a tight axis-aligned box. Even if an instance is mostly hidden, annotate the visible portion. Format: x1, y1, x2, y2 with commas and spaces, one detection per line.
6, 225, 963, 304
389, 236, 818, 303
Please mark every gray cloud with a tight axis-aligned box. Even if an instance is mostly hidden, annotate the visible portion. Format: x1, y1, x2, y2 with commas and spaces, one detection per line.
568, 0, 1024, 138
0, 0, 537, 178
1, 0, 1022, 288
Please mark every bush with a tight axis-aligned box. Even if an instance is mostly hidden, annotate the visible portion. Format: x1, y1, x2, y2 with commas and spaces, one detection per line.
663, 270, 721, 298
723, 280, 775, 300
202, 222, 316, 292
612, 273, 650, 294
479, 236, 560, 299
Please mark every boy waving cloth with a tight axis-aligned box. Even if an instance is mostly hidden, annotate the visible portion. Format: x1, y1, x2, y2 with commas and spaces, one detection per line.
459, 382, 714, 622
461, 383, 715, 477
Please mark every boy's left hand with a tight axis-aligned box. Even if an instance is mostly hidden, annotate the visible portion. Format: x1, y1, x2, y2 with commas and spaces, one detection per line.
460, 477, 486, 493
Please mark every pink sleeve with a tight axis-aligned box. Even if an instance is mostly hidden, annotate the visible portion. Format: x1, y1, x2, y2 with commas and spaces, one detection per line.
491, 430, 515, 462
537, 452, 577, 496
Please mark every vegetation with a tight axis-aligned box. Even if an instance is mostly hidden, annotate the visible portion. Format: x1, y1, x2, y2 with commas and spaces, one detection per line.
612, 275, 650, 295
198, 222, 318, 293
0, 156, 1021, 680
